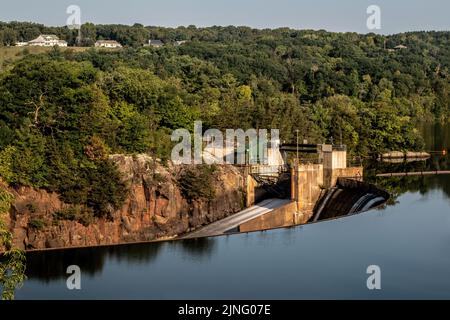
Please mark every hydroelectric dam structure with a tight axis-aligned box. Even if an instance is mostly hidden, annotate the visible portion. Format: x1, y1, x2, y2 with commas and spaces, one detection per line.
181, 144, 389, 239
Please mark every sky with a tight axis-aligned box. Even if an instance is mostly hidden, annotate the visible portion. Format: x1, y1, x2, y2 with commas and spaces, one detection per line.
0, 0, 449, 34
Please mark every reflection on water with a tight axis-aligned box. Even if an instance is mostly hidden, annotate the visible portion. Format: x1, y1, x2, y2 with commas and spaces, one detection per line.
419, 121, 450, 152
364, 122, 450, 204
176, 237, 217, 256
25, 242, 163, 281
11, 122, 450, 299
26, 237, 218, 282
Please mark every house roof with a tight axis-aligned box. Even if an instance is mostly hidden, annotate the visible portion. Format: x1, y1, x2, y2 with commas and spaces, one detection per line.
29, 34, 61, 43
149, 39, 164, 45
96, 40, 121, 44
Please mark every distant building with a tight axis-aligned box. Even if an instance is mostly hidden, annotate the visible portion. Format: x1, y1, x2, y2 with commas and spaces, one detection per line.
15, 42, 28, 47
146, 39, 164, 48
174, 40, 187, 46
95, 40, 123, 48
394, 44, 408, 50
27, 35, 68, 47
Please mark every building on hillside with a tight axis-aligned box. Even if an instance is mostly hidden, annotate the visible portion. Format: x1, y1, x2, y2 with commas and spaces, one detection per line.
394, 44, 408, 50
145, 39, 164, 48
174, 40, 187, 46
27, 35, 68, 47
15, 42, 28, 47
95, 40, 123, 48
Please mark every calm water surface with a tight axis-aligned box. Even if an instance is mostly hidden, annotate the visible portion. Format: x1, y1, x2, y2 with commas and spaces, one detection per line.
14, 122, 450, 299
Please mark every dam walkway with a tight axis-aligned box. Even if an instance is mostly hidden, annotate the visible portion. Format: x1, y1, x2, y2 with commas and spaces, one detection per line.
180, 198, 292, 239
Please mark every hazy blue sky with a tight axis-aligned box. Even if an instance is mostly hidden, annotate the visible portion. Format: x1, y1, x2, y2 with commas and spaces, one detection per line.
0, 0, 449, 34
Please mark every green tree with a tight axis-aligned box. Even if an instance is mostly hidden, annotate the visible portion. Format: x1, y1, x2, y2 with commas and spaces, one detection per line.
0, 188, 26, 300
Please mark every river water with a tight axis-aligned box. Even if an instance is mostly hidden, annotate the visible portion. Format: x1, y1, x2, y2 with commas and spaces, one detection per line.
13, 122, 450, 299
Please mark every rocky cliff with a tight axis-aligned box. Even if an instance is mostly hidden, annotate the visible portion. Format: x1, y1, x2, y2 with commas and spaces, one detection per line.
5, 155, 245, 251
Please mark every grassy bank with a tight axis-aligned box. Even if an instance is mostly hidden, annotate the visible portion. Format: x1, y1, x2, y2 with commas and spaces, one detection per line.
0, 46, 90, 71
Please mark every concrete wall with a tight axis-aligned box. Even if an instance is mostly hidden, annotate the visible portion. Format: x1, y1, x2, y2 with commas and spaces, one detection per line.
330, 167, 363, 188
332, 151, 347, 169
292, 163, 324, 213
246, 174, 257, 207
323, 149, 349, 188
239, 201, 297, 233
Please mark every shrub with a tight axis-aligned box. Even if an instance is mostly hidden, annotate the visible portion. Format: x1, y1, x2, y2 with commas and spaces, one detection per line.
28, 218, 46, 230
53, 206, 94, 227
51, 157, 128, 219
84, 135, 110, 161
177, 165, 217, 202
85, 160, 128, 218
0, 188, 14, 214
25, 203, 37, 213
0, 146, 16, 184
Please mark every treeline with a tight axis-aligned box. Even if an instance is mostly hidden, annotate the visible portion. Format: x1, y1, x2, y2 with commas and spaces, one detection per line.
2, 22, 449, 117
0, 22, 449, 216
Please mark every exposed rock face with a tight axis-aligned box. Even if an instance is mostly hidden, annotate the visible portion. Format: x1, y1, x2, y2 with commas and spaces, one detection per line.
6, 155, 245, 251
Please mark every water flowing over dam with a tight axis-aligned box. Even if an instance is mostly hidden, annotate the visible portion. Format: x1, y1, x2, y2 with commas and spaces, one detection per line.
312, 178, 389, 222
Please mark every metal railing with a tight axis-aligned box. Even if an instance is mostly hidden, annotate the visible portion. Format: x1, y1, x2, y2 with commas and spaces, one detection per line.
249, 164, 289, 175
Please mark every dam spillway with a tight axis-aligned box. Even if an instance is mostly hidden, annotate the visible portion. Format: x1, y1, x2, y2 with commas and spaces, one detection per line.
312, 178, 389, 222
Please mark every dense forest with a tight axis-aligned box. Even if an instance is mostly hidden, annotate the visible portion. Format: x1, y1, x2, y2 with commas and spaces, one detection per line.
0, 21, 449, 219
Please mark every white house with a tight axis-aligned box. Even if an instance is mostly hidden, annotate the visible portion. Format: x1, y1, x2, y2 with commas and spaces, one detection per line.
95, 40, 123, 48
27, 35, 67, 47
146, 39, 164, 48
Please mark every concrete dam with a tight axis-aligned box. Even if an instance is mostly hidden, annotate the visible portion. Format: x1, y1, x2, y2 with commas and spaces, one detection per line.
181, 144, 390, 239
